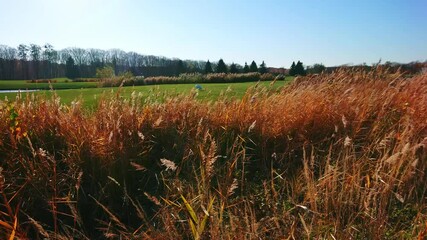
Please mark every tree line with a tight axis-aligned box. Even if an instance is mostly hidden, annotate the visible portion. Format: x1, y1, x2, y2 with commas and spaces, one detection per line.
0, 44, 269, 80
289, 60, 426, 76
1, 44, 424, 80
203, 59, 267, 74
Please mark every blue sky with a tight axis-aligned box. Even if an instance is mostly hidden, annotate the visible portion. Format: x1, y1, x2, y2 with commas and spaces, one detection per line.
0, 0, 426, 67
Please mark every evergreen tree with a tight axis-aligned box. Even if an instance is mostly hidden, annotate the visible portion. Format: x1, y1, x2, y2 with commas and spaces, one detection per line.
249, 61, 258, 72
216, 59, 228, 73
295, 61, 306, 76
177, 60, 186, 75
204, 60, 213, 74
65, 56, 77, 79
307, 63, 326, 74
259, 61, 267, 74
243, 62, 250, 73
229, 63, 238, 73
289, 61, 296, 76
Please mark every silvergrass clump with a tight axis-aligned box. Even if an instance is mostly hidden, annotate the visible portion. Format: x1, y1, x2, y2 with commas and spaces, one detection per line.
142, 72, 271, 85
0, 68, 426, 239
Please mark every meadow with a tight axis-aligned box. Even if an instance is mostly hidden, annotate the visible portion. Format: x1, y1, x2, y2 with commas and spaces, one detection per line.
0, 80, 289, 107
0, 78, 98, 90
0, 68, 426, 239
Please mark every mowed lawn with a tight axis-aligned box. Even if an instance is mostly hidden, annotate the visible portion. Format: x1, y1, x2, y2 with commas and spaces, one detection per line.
0, 78, 98, 90
0, 79, 292, 107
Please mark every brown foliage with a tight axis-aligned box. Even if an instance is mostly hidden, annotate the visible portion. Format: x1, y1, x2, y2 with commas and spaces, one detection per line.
0, 68, 426, 239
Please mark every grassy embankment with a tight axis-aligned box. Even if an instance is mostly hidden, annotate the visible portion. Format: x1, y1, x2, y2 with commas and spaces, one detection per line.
0, 69, 426, 239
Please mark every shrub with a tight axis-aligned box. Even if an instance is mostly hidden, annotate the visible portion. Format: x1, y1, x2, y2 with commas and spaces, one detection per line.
204, 73, 228, 83
97, 70, 136, 87
205, 72, 261, 83
73, 78, 99, 82
142, 73, 263, 85
144, 76, 179, 85
123, 76, 145, 86
179, 72, 204, 83
274, 74, 286, 80
96, 66, 115, 79
260, 73, 274, 81
26, 79, 58, 83
227, 72, 261, 82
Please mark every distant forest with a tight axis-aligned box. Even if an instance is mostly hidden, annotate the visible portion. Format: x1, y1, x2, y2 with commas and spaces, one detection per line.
0, 44, 212, 80
0, 44, 426, 80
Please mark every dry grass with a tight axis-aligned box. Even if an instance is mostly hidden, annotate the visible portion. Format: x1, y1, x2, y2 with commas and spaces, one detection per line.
0, 67, 426, 239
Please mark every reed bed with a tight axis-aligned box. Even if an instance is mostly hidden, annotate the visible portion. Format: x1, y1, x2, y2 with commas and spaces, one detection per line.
0, 68, 426, 239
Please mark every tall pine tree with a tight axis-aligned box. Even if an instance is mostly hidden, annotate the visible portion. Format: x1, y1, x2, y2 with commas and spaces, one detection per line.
295, 61, 306, 76
259, 61, 267, 74
289, 61, 296, 76
229, 63, 238, 73
249, 61, 258, 72
204, 60, 213, 74
65, 56, 78, 79
177, 60, 186, 75
216, 59, 228, 73
243, 62, 250, 73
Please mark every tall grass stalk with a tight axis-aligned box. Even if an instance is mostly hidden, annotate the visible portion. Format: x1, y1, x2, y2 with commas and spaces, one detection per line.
0, 68, 426, 239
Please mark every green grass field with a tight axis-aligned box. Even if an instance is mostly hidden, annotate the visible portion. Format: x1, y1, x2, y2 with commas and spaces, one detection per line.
0, 78, 98, 90
0, 79, 292, 107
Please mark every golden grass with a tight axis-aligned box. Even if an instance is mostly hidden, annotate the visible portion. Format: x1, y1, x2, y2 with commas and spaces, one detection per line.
0, 67, 426, 239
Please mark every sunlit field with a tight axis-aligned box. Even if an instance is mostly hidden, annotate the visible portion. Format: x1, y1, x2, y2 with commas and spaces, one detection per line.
0, 79, 290, 107
0, 68, 426, 239
0, 78, 97, 90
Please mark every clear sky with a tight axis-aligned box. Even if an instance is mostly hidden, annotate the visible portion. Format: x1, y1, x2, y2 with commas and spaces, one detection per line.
0, 0, 426, 67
